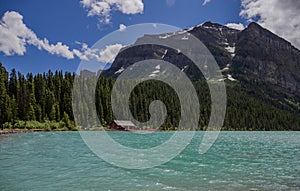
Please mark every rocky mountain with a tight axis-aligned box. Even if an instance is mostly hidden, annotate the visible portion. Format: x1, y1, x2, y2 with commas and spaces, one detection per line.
233, 22, 300, 97
102, 22, 300, 101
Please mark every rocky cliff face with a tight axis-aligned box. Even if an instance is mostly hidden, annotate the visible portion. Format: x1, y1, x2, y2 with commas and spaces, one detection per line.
103, 22, 239, 80
188, 22, 238, 69
233, 22, 300, 96
103, 22, 300, 98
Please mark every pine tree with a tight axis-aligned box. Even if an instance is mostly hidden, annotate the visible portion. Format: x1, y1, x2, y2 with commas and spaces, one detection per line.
0, 64, 10, 124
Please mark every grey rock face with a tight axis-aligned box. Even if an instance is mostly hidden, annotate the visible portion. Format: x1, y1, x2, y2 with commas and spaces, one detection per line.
233, 22, 300, 96
103, 22, 300, 98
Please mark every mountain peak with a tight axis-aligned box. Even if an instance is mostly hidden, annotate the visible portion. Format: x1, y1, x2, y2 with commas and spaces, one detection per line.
201, 21, 225, 28
246, 22, 268, 33
247, 22, 261, 29
104, 20, 300, 98
243, 22, 292, 47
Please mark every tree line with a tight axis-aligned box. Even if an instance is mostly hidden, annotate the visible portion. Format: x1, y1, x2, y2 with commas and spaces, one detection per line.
0, 63, 75, 130
0, 63, 299, 131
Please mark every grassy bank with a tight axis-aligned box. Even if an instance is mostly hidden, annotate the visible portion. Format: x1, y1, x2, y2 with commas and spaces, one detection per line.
2, 120, 78, 132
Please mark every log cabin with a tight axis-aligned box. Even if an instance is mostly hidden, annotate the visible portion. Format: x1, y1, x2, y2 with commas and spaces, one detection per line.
109, 120, 136, 131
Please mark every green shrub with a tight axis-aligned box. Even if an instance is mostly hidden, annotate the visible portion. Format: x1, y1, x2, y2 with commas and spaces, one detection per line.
3, 122, 12, 129
13, 121, 26, 129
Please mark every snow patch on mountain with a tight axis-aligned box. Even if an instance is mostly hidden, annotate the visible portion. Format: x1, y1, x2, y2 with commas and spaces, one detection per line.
221, 64, 230, 72
187, 26, 195, 31
227, 74, 237, 81
115, 67, 124, 74
149, 73, 158, 77
149, 65, 161, 77
159, 34, 171, 39
225, 44, 236, 57
178, 26, 195, 35
181, 65, 188, 72
181, 36, 189, 40
161, 50, 168, 59
152, 70, 160, 74
178, 30, 187, 35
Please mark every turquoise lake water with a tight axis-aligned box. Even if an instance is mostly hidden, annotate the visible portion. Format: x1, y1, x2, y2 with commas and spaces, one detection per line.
0, 132, 299, 191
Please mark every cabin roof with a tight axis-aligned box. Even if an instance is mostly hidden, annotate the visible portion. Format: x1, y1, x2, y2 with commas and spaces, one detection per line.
113, 120, 135, 127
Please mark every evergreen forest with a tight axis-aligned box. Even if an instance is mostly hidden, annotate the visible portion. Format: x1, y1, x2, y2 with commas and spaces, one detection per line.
0, 63, 299, 131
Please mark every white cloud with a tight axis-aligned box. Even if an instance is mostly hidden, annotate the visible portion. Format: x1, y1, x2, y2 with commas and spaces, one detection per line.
0, 12, 27, 56
115, 0, 144, 14
119, 24, 126, 31
80, 0, 144, 24
0, 11, 123, 63
99, 44, 124, 63
202, 0, 212, 5
73, 42, 100, 61
0, 11, 74, 59
225, 23, 245, 31
240, 0, 300, 49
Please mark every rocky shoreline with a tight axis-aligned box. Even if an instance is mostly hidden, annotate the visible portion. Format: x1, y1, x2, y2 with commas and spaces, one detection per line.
0, 129, 45, 135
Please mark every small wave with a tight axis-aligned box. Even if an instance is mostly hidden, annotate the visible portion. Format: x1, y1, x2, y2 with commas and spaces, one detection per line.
163, 186, 177, 190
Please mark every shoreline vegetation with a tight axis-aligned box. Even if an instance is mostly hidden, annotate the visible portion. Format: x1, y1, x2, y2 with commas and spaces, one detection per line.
1, 120, 298, 136
0, 120, 78, 135
1, 128, 298, 135
0, 129, 45, 135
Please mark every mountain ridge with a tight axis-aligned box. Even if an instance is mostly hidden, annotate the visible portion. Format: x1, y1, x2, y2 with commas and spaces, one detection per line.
233, 22, 300, 97
102, 21, 300, 100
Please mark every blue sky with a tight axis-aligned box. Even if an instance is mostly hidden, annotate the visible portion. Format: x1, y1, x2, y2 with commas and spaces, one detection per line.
0, 0, 298, 74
